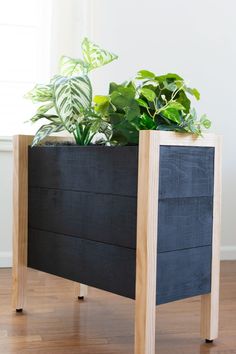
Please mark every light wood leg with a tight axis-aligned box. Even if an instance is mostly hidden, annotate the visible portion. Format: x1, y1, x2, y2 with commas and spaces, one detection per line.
75, 283, 88, 300
12, 135, 33, 312
200, 138, 222, 341
134, 131, 160, 354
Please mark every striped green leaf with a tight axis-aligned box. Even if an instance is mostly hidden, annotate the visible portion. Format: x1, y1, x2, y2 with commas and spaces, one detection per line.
82, 37, 118, 71
25, 84, 53, 103
32, 123, 64, 146
59, 56, 88, 77
54, 75, 92, 130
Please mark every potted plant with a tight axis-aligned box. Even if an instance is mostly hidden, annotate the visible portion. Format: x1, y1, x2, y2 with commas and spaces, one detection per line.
12, 38, 221, 354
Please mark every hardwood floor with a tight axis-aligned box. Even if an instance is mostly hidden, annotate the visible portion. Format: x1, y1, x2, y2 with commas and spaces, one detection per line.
0, 261, 236, 353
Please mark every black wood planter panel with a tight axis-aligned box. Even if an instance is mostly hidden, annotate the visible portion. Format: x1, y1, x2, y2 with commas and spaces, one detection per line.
28, 229, 211, 304
28, 188, 213, 252
156, 246, 212, 304
158, 196, 213, 252
28, 145, 214, 198
28, 228, 136, 299
28, 187, 137, 249
28, 144, 214, 304
159, 146, 214, 198
28, 146, 138, 197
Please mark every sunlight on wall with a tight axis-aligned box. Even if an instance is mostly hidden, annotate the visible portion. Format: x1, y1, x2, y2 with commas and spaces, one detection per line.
0, 0, 52, 136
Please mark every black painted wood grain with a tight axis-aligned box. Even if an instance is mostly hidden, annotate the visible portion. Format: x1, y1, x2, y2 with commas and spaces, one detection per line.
28, 229, 212, 304
28, 145, 215, 252
158, 196, 213, 252
28, 187, 137, 249
28, 144, 214, 302
28, 228, 136, 299
28, 146, 138, 197
28, 145, 214, 198
157, 246, 212, 304
159, 146, 214, 198
28, 188, 213, 251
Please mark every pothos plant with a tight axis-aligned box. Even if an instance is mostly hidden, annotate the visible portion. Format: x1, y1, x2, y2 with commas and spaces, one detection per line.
94, 71, 211, 145
26, 38, 211, 146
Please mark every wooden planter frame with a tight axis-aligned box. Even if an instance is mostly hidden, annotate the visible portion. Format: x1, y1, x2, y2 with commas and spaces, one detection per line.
12, 131, 221, 354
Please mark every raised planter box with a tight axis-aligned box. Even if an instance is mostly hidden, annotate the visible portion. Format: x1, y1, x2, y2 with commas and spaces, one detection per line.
12, 131, 221, 354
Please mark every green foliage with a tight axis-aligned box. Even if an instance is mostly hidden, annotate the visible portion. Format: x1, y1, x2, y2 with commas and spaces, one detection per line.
25, 84, 53, 103
94, 70, 211, 145
82, 37, 118, 71
53, 75, 92, 132
26, 38, 210, 147
26, 38, 118, 146
73, 122, 96, 145
59, 37, 118, 77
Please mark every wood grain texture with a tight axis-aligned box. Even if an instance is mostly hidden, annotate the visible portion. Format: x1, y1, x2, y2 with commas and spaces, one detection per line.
28, 187, 137, 249
157, 246, 211, 304
12, 135, 87, 310
28, 145, 138, 196
28, 228, 136, 299
156, 131, 218, 147
28, 145, 214, 252
200, 137, 222, 340
12, 131, 221, 353
159, 146, 214, 198
135, 131, 159, 354
75, 283, 88, 298
158, 196, 213, 252
134, 131, 220, 354
28, 188, 213, 253
27, 227, 212, 304
0, 263, 235, 353
12, 135, 33, 310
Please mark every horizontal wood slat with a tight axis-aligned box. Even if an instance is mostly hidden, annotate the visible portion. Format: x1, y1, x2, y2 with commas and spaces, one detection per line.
28, 145, 214, 199
28, 146, 138, 197
29, 187, 137, 249
158, 196, 213, 252
28, 228, 136, 299
29, 188, 213, 252
159, 146, 214, 199
28, 229, 212, 305
28, 146, 214, 252
157, 246, 212, 304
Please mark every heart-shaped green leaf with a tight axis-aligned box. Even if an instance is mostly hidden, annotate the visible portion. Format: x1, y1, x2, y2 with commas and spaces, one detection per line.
141, 88, 156, 102
136, 70, 156, 80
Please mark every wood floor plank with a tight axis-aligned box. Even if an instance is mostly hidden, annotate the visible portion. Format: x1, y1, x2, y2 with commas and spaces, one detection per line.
0, 262, 235, 353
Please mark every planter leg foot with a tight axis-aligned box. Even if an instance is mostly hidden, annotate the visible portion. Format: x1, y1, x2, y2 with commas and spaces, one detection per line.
74, 283, 88, 300
16, 308, 23, 313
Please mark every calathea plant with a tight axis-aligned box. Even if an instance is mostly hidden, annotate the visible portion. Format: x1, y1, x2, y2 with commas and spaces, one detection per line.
94, 71, 211, 145
25, 38, 118, 146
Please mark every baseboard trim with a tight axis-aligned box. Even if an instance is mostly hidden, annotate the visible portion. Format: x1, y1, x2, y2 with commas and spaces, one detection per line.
0, 252, 12, 268
221, 246, 236, 260
0, 247, 236, 268
0, 136, 13, 152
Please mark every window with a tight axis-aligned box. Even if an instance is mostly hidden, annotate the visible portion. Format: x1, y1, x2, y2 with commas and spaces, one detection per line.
0, 0, 52, 136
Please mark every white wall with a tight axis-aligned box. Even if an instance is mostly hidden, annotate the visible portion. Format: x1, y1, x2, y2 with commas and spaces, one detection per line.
0, 0, 235, 266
